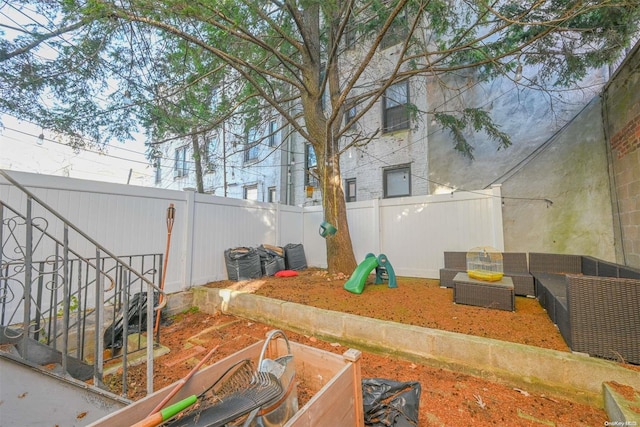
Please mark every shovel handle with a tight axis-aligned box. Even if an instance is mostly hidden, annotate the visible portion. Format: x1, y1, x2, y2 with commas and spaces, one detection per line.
131, 394, 197, 427
130, 412, 163, 427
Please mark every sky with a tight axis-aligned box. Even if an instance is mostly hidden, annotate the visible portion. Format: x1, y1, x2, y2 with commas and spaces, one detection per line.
0, 114, 155, 187
0, 4, 155, 187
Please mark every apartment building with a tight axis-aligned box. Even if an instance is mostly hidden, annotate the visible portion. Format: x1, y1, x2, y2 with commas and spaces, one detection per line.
152, 17, 609, 207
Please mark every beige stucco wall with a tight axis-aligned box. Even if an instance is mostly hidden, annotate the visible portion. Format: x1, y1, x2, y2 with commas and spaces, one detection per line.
499, 41, 640, 264
500, 98, 616, 260
424, 66, 618, 259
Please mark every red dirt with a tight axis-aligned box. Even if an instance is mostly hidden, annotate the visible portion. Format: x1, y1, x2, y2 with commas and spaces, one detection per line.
109, 269, 640, 426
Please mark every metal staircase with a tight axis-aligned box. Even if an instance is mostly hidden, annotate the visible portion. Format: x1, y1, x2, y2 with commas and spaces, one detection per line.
0, 169, 166, 399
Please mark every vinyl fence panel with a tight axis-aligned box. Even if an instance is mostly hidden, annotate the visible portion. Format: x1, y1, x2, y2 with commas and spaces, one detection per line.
2, 171, 502, 290
302, 186, 504, 278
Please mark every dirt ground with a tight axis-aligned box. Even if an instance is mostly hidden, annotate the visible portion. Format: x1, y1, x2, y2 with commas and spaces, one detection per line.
111, 269, 640, 426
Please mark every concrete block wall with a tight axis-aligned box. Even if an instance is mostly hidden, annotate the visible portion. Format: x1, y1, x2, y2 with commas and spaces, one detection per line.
192, 286, 640, 408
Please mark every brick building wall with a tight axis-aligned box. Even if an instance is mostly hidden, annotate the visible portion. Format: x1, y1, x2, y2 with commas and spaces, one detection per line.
610, 113, 640, 159
609, 115, 640, 267
604, 42, 640, 267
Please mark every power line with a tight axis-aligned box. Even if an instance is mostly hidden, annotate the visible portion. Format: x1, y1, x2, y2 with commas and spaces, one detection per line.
1, 125, 151, 166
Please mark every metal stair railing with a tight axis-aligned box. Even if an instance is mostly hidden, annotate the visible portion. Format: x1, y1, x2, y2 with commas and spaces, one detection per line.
0, 169, 166, 398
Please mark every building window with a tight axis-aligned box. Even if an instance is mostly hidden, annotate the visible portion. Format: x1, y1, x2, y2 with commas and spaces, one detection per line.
319, 64, 328, 112
383, 81, 410, 133
210, 87, 219, 110
174, 146, 188, 178
345, 102, 356, 128
244, 128, 260, 162
381, 11, 408, 49
345, 21, 356, 50
205, 137, 217, 173
345, 178, 356, 202
244, 184, 258, 201
268, 120, 278, 147
154, 157, 162, 184
384, 164, 411, 198
305, 144, 319, 186
268, 186, 276, 203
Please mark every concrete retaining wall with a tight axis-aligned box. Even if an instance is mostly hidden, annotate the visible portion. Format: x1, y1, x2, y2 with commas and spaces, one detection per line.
192, 286, 640, 407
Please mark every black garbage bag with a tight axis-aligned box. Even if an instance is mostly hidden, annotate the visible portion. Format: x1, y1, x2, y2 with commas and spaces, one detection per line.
256, 245, 285, 276
224, 247, 262, 281
362, 378, 421, 427
283, 243, 307, 270
104, 291, 158, 350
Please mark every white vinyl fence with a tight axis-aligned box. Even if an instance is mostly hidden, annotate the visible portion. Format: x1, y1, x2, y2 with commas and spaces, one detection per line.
1, 171, 503, 293
304, 186, 504, 278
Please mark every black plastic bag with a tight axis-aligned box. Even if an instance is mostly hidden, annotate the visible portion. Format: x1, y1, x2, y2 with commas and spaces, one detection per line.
224, 247, 262, 280
362, 378, 421, 427
104, 291, 158, 350
284, 243, 307, 270
257, 245, 285, 276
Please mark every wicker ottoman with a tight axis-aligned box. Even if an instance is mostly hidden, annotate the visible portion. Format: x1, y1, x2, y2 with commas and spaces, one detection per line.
453, 272, 515, 311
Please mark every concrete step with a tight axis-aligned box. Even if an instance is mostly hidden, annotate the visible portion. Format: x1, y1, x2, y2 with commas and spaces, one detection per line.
603, 382, 640, 425
1, 325, 93, 380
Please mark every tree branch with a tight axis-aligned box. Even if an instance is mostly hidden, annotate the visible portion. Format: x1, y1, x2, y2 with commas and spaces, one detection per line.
1, 20, 89, 61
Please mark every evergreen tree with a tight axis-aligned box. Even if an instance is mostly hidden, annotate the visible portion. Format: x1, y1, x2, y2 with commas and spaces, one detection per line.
2, 0, 638, 273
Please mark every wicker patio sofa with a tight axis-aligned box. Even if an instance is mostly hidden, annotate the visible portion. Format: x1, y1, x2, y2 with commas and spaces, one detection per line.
439, 251, 535, 296
529, 253, 640, 365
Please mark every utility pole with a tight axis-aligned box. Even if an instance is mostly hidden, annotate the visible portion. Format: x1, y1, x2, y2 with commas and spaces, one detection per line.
223, 128, 227, 197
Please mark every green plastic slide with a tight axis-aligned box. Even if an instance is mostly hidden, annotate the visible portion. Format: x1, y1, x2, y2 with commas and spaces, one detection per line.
343, 255, 379, 294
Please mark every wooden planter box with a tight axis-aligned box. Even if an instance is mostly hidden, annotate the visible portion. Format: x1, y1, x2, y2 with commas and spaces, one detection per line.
88, 339, 364, 427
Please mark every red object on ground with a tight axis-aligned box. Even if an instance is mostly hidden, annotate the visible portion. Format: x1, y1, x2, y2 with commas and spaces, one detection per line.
275, 270, 299, 277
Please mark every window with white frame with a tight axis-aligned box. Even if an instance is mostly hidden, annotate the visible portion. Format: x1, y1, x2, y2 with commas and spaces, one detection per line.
383, 164, 411, 198
383, 81, 410, 133
268, 186, 276, 203
244, 184, 258, 201
244, 128, 260, 162
320, 64, 328, 112
305, 144, 319, 186
174, 146, 188, 178
154, 157, 162, 184
268, 120, 279, 147
205, 137, 217, 173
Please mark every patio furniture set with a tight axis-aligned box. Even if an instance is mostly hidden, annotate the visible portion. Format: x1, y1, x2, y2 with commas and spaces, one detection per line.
440, 251, 533, 312
440, 251, 640, 365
